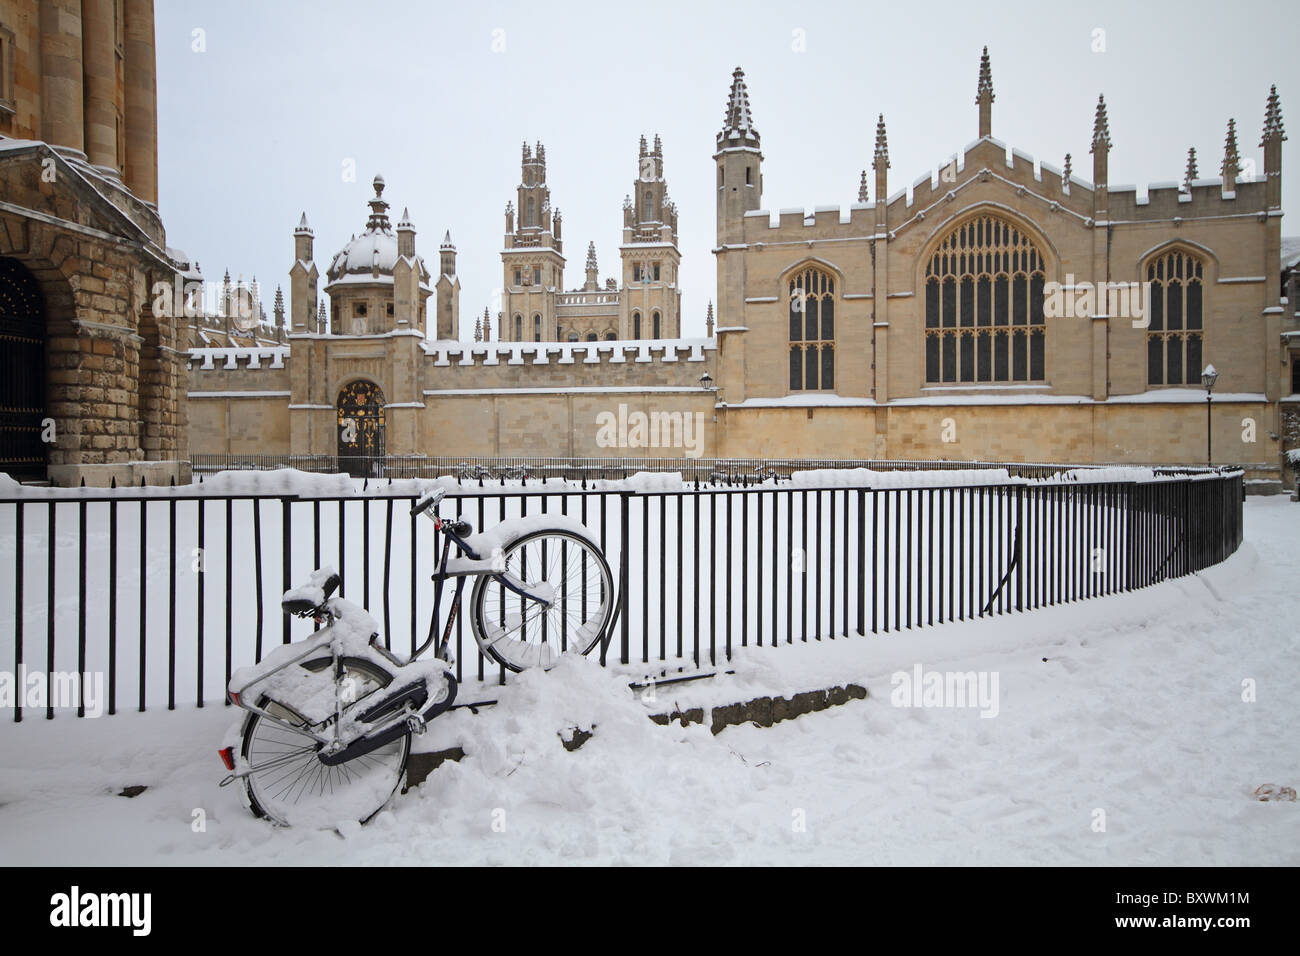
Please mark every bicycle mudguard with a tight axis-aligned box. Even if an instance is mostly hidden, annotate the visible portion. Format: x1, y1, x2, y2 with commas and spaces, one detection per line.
444, 513, 604, 575
317, 672, 456, 768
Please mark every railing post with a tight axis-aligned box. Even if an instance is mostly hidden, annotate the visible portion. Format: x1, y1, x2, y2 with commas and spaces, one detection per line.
619, 491, 630, 666
857, 488, 866, 636
1015, 486, 1023, 613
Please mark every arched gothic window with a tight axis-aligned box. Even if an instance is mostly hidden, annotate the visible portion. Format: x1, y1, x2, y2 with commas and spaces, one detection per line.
789, 266, 835, 390
652, 310, 661, 339
633, 311, 642, 339
924, 216, 1046, 383
1146, 249, 1204, 386
533, 314, 541, 342
514, 313, 522, 340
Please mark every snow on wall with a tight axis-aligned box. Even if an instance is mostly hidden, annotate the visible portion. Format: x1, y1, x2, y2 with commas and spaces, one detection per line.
189, 346, 289, 370
423, 338, 714, 368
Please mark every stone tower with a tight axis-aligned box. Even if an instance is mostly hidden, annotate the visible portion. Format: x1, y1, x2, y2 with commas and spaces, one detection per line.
290, 213, 319, 332
620, 133, 682, 338
501, 141, 566, 341
434, 230, 461, 340
714, 67, 762, 330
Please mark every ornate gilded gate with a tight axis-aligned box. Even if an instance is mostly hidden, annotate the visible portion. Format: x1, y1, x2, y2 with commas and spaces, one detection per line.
0, 258, 47, 481
336, 380, 386, 478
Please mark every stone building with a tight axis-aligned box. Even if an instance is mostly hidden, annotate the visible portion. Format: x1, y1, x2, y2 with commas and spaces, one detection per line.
181, 55, 1297, 488
1, 0, 190, 485
500, 137, 682, 343
707, 58, 1295, 488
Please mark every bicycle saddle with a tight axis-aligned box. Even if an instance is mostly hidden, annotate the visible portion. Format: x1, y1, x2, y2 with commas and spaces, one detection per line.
281, 570, 341, 616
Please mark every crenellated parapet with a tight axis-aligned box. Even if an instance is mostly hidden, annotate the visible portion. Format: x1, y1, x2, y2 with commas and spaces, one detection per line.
425, 338, 712, 370
189, 346, 290, 371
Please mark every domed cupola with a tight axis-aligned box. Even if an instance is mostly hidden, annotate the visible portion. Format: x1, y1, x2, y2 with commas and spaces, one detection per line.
327, 175, 421, 284
322, 175, 435, 336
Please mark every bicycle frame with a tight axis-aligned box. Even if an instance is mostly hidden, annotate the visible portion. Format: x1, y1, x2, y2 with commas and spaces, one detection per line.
411, 505, 556, 664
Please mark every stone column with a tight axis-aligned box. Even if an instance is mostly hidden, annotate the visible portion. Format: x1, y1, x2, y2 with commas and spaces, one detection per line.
123, 0, 157, 204
40, 0, 86, 157
81, 0, 117, 174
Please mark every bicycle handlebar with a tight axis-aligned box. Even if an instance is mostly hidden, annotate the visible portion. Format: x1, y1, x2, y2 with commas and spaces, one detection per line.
410, 488, 446, 517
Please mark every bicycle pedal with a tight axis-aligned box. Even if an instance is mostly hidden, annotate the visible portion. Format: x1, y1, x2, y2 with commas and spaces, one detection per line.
406, 715, 427, 736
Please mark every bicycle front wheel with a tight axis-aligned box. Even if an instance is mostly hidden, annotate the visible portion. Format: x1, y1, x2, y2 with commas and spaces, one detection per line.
239, 656, 409, 828
470, 529, 615, 672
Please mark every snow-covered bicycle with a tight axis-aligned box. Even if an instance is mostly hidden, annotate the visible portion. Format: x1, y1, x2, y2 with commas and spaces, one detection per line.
217, 487, 616, 826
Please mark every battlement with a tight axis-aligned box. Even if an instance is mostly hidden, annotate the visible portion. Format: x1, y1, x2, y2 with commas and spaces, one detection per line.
884, 137, 1092, 220
740, 203, 875, 241
424, 338, 714, 368
556, 291, 622, 307
189, 346, 289, 371
1105, 176, 1269, 221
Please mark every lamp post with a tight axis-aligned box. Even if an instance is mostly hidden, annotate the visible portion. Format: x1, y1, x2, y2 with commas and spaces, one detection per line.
700, 371, 720, 427
1201, 363, 1218, 466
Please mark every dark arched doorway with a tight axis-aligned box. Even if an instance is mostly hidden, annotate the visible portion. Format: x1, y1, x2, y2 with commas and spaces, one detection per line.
337, 380, 386, 478
0, 258, 47, 481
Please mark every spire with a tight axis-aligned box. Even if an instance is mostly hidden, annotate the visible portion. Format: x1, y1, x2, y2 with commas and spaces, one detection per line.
872, 114, 889, 170
522, 140, 531, 163
397, 206, 413, 230
366, 175, 391, 232
273, 285, 285, 324
717, 66, 760, 149
440, 230, 455, 250
706, 300, 715, 337
294, 212, 313, 236
976, 46, 994, 138
474, 309, 484, 342
639, 134, 648, 158
586, 241, 597, 271
1090, 95, 1111, 153
858, 169, 869, 203
1261, 84, 1286, 145
1261, 85, 1286, 209
1183, 147, 1198, 190
1221, 118, 1240, 183
1063, 153, 1072, 183
535, 141, 545, 165
316, 300, 327, 333
976, 46, 994, 102
653, 133, 662, 155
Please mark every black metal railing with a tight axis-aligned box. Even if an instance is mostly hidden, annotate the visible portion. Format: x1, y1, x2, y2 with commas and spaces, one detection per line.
188, 453, 1229, 484
0, 467, 1244, 720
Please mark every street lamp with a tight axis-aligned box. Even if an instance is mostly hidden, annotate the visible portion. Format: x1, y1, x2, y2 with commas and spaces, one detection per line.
699, 371, 716, 392
1201, 363, 1218, 466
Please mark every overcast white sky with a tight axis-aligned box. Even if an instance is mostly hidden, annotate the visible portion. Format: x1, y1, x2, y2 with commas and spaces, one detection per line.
155, 0, 1298, 338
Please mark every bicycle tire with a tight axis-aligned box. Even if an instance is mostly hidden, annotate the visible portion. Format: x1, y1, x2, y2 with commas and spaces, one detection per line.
469, 528, 616, 672
238, 655, 410, 827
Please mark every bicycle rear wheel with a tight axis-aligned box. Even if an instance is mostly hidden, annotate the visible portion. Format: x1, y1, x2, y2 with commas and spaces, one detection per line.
470, 529, 615, 672
239, 656, 409, 828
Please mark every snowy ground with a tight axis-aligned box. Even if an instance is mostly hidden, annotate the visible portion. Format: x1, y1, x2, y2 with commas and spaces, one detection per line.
0, 496, 1295, 866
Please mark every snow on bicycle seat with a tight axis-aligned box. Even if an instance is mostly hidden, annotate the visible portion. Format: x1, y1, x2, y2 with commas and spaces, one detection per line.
281, 566, 341, 615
